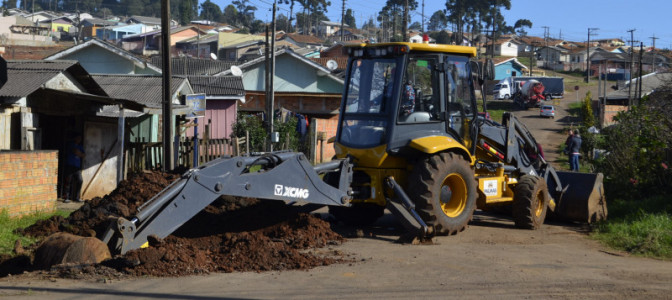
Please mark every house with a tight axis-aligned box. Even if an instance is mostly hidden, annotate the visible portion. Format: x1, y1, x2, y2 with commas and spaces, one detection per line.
183, 76, 245, 140
217, 48, 345, 161
0, 14, 53, 46
593, 38, 626, 47
537, 46, 571, 71
80, 18, 119, 40
589, 51, 630, 80
317, 20, 346, 38
488, 38, 520, 57
217, 32, 266, 61
600, 72, 672, 127
0, 60, 145, 203
126, 15, 177, 27
91, 74, 192, 143
333, 28, 367, 42
493, 57, 529, 80
44, 38, 162, 75
569, 47, 604, 73
409, 32, 434, 44
96, 23, 147, 41
39, 16, 74, 33
175, 33, 219, 58
121, 26, 207, 57
150, 56, 234, 76
281, 33, 325, 49
21, 11, 58, 23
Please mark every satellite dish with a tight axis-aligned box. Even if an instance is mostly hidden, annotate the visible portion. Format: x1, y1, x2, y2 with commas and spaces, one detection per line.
210, 53, 218, 60
326, 59, 338, 71
230, 65, 243, 76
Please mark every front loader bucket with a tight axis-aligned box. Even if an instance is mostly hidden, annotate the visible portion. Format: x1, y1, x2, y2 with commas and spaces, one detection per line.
548, 172, 607, 224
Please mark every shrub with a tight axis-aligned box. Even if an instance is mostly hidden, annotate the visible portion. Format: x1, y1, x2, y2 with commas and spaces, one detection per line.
595, 93, 672, 198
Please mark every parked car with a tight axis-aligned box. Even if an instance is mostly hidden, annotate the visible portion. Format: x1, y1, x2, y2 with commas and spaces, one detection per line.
540, 105, 555, 118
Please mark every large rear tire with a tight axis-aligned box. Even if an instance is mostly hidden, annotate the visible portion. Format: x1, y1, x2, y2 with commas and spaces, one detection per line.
408, 153, 477, 235
513, 175, 549, 229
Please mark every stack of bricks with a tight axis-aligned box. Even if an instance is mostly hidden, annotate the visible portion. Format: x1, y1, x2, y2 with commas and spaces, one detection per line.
0, 150, 58, 217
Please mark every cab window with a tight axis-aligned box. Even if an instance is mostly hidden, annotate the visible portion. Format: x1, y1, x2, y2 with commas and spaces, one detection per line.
398, 57, 439, 123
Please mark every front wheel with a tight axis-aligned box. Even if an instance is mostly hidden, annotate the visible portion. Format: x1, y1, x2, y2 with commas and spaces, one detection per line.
408, 153, 477, 235
513, 175, 549, 229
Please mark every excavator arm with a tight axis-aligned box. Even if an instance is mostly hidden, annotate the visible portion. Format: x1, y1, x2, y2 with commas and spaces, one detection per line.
101, 152, 354, 255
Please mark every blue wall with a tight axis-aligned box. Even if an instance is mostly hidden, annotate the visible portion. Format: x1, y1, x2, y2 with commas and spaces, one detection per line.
495, 61, 526, 80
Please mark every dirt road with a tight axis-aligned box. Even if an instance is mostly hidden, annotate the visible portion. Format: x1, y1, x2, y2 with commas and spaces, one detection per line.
2, 213, 671, 299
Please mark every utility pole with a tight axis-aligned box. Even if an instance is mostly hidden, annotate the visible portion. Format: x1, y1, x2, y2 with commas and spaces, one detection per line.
638, 42, 644, 102
421, 0, 425, 34
161, 0, 173, 171
542, 26, 549, 69
269, 1, 277, 152
650, 34, 659, 72
586, 28, 599, 83
340, 0, 345, 42
402, 0, 408, 42
627, 28, 636, 108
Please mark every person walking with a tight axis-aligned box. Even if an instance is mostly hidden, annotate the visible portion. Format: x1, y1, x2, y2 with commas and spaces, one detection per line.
567, 129, 582, 172
65, 134, 85, 203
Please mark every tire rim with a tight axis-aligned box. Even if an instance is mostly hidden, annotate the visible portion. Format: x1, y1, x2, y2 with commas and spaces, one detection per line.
534, 190, 545, 217
439, 173, 467, 218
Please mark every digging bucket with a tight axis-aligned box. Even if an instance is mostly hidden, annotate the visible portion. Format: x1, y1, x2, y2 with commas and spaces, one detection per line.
34, 232, 111, 269
548, 172, 607, 224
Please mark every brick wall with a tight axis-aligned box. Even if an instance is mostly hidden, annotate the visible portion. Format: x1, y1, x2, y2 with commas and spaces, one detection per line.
314, 116, 339, 162
0, 151, 58, 217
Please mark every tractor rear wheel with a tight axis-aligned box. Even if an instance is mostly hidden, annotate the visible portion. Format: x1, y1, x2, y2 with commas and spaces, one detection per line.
512, 175, 549, 229
409, 152, 477, 235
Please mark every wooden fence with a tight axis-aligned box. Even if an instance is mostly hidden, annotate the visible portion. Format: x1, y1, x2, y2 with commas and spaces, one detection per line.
126, 136, 249, 172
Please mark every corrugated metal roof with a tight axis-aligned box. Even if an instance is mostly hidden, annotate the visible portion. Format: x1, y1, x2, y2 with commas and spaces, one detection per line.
0, 70, 61, 97
150, 56, 234, 75
0, 60, 106, 98
8, 60, 78, 71
92, 74, 188, 108
187, 76, 245, 96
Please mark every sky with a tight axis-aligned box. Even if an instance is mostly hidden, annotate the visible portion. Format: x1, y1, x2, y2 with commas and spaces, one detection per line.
210, 0, 672, 49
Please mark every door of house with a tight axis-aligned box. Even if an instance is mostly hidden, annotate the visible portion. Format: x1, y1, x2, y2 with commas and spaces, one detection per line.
81, 122, 119, 200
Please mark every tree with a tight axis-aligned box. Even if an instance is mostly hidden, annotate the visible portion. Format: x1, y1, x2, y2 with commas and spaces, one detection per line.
409, 21, 421, 31
276, 14, 290, 33
344, 8, 356, 29
427, 10, 448, 32
249, 19, 266, 34
178, 0, 196, 25
429, 30, 450, 44
514, 19, 533, 36
200, 0, 223, 22
279, 0, 297, 32
232, 0, 257, 29
297, 0, 331, 35
377, 0, 417, 41
222, 4, 239, 25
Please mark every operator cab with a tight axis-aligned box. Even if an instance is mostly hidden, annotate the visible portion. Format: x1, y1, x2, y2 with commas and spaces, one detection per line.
337, 43, 478, 154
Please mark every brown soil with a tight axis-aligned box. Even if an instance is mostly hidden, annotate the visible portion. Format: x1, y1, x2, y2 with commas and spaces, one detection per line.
2, 170, 347, 279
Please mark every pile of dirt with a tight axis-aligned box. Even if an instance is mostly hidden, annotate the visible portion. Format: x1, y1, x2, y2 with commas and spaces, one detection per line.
4, 170, 348, 278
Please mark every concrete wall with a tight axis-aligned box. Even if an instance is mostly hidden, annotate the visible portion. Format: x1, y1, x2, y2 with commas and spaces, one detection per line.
0, 150, 57, 217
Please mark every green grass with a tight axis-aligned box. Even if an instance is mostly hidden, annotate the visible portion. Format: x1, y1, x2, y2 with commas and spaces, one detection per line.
478, 100, 510, 123
0, 209, 70, 256
592, 195, 672, 259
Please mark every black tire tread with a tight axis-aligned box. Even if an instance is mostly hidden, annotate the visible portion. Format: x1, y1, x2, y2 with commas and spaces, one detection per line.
512, 175, 548, 229
409, 152, 477, 235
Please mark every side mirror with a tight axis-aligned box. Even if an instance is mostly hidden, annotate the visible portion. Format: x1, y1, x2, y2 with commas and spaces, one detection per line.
469, 60, 482, 84
482, 59, 495, 81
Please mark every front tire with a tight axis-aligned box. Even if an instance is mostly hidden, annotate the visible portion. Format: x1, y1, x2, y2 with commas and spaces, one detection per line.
513, 175, 549, 229
408, 153, 477, 235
